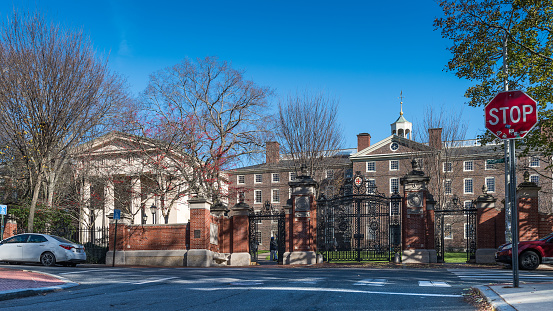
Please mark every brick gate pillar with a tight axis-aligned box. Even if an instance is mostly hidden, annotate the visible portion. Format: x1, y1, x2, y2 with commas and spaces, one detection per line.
400, 159, 435, 263
228, 196, 252, 266
186, 197, 213, 267
283, 169, 318, 265
475, 185, 500, 263
517, 171, 541, 241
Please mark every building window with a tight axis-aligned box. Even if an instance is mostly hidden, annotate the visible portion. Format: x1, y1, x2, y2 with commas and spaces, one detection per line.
290, 172, 296, 181
464, 223, 475, 239
444, 180, 452, 195
254, 232, 262, 245
272, 189, 280, 203
530, 174, 540, 185
464, 161, 473, 171
326, 170, 334, 179
485, 160, 496, 170
390, 178, 399, 193
272, 173, 280, 183
464, 201, 473, 209
530, 157, 540, 167
237, 175, 245, 184
464, 178, 473, 194
486, 177, 495, 192
254, 190, 262, 204
367, 161, 376, 172
367, 179, 376, 194
444, 224, 453, 239
390, 160, 399, 171
443, 162, 452, 172
255, 174, 262, 183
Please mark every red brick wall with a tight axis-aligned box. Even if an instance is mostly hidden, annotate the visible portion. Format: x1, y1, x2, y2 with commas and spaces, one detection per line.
231, 215, 249, 253
519, 196, 540, 241
190, 208, 211, 249
477, 207, 506, 249
539, 214, 553, 237
108, 223, 189, 251
2, 221, 17, 239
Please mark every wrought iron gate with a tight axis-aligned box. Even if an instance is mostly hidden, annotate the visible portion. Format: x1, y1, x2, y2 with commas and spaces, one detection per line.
317, 173, 402, 262
249, 206, 285, 264
434, 195, 477, 263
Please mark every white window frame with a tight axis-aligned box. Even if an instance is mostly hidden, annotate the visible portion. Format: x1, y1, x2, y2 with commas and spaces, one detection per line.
389, 160, 399, 171
464, 161, 473, 172
464, 178, 473, 194
326, 169, 334, 179
464, 200, 473, 209
464, 223, 474, 240
367, 161, 376, 172
289, 172, 296, 181
272, 189, 280, 203
443, 162, 452, 172
485, 177, 495, 193
272, 173, 280, 183
444, 223, 453, 239
254, 174, 262, 184
485, 160, 495, 170
444, 179, 452, 195
530, 174, 540, 185
367, 179, 376, 194
530, 156, 540, 167
390, 177, 399, 193
237, 175, 245, 185
254, 190, 262, 204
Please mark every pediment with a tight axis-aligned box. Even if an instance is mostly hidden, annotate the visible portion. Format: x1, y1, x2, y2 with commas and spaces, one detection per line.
350, 135, 433, 161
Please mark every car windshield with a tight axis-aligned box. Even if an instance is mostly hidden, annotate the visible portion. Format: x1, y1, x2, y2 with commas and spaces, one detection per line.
50, 235, 75, 244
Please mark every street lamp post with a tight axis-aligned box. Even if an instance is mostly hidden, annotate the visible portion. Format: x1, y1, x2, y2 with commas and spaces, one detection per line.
150, 204, 157, 225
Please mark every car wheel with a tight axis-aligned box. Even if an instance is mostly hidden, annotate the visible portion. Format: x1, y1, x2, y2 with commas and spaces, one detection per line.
520, 251, 540, 270
40, 252, 56, 267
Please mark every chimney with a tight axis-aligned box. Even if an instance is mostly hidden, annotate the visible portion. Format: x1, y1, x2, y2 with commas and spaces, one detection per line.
357, 133, 371, 152
428, 128, 442, 150
266, 141, 280, 164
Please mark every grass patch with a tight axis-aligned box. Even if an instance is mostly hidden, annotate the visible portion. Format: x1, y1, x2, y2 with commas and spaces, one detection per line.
444, 252, 467, 263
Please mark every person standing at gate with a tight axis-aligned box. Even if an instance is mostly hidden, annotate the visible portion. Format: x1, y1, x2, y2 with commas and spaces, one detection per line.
270, 237, 278, 261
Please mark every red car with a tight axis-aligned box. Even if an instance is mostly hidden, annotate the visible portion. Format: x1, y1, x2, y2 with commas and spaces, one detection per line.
495, 232, 553, 270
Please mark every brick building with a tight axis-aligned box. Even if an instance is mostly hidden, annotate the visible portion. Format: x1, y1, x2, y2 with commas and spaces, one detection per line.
229, 102, 553, 252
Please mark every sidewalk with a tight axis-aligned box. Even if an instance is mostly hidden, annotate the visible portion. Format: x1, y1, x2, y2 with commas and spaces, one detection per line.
0, 267, 78, 301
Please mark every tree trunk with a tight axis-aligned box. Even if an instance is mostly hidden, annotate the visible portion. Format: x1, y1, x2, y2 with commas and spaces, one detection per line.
28, 172, 43, 232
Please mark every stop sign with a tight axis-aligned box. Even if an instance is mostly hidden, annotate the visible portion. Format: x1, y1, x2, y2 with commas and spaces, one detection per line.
485, 90, 538, 139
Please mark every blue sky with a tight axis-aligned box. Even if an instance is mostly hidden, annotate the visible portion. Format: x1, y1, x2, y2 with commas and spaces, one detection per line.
0, 0, 484, 148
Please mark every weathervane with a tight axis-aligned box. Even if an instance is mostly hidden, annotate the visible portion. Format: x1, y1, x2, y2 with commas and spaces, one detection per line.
399, 91, 404, 116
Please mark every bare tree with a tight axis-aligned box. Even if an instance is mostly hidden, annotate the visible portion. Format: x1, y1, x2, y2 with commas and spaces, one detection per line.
136, 56, 273, 209
277, 91, 345, 180
413, 105, 469, 209
0, 11, 128, 231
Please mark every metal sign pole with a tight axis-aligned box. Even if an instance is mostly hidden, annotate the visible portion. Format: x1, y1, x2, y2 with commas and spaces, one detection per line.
510, 140, 519, 287
1, 214, 4, 240
112, 219, 118, 267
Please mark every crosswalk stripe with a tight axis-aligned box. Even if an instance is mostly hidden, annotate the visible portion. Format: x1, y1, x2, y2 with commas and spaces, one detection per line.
418, 281, 451, 287
353, 279, 387, 286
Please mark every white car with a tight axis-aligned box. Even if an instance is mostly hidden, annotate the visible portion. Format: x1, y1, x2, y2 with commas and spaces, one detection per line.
0, 233, 86, 266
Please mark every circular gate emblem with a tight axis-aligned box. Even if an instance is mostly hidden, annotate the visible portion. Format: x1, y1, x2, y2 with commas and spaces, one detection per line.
354, 176, 363, 187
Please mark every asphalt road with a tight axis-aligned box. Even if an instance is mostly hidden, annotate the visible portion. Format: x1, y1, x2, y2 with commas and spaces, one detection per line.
2, 264, 553, 310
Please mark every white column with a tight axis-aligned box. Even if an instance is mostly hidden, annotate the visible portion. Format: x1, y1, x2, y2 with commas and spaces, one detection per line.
131, 176, 142, 225
81, 179, 91, 229
104, 179, 115, 228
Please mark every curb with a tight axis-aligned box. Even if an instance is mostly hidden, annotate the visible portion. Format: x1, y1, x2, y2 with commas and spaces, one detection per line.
0, 269, 79, 301
474, 285, 516, 311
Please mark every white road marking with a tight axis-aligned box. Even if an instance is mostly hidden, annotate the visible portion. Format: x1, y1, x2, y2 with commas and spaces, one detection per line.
59, 268, 107, 275
418, 281, 451, 287
131, 277, 178, 285
190, 286, 462, 298
353, 279, 387, 286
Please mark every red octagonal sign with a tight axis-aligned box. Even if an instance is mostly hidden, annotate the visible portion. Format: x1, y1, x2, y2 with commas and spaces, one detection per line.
485, 90, 538, 140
